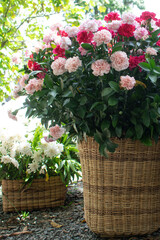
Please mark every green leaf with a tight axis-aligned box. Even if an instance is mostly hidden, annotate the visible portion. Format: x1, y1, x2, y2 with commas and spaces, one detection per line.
101, 120, 110, 131
94, 130, 103, 144
148, 74, 157, 84
108, 81, 119, 92
48, 90, 57, 98
142, 111, 150, 127
103, 128, 111, 138
106, 140, 118, 153
153, 66, 160, 75
138, 62, 151, 72
99, 144, 108, 158
81, 43, 93, 51
44, 74, 53, 88
80, 96, 87, 105
151, 29, 160, 39
108, 96, 118, 106
77, 106, 86, 118
101, 87, 113, 97
135, 124, 143, 139
147, 58, 156, 68
62, 89, 73, 97
115, 126, 122, 137
125, 128, 134, 138
112, 115, 118, 128
90, 102, 102, 110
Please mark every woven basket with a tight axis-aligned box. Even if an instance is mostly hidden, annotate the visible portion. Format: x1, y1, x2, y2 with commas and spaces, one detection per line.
78, 137, 160, 237
2, 176, 67, 212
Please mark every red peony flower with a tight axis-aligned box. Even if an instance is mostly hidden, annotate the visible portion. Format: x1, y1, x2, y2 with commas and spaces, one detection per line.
98, 26, 108, 31
140, 11, 156, 20
57, 30, 68, 37
53, 45, 66, 58
135, 17, 143, 24
129, 55, 145, 71
32, 62, 42, 71
118, 24, 135, 38
156, 39, 160, 46
28, 60, 34, 70
77, 30, 94, 44
104, 12, 121, 22
156, 19, 160, 27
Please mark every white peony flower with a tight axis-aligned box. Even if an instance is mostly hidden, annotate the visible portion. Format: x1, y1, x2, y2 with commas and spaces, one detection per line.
1, 155, 19, 168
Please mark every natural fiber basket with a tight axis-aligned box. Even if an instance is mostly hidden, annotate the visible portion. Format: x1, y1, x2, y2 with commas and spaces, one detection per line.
78, 137, 160, 237
2, 176, 67, 212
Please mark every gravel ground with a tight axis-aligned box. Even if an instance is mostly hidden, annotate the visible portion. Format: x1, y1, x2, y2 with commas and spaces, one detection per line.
0, 182, 160, 240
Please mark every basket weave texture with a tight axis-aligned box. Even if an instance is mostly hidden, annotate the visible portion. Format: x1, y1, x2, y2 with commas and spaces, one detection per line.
78, 137, 160, 237
2, 176, 66, 212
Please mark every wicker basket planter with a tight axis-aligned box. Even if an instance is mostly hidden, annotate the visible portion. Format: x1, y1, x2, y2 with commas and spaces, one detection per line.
78, 137, 160, 237
2, 176, 67, 212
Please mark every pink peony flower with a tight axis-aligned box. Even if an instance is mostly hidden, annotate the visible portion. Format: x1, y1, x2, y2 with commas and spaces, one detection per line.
44, 136, 54, 142
33, 41, 44, 54
134, 27, 149, 40
43, 33, 53, 44
93, 29, 112, 46
65, 26, 79, 37
60, 37, 72, 50
8, 110, 17, 121
65, 56, 82, 73
120, 75, 136, 90
110, 51, 129, 71
78, 46, 88, 56
13, 85, 22, 98
91, 59, 110, 76
12, 53, 21, 64
122, 12, 135, 25
146, 47, 157, 55
49, 124, 65, 140
79, 20, 99, 32
51, 57, 67, 75
50, 22, 64, 31
19, 74, 29, 88
25, 78, 44, 95
106, 20, 122, 33
25, 49, 31, 58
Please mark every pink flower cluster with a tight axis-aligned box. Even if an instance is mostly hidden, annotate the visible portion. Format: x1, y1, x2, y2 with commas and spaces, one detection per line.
19, 74, 29, 88
110, 51, 129, 71
91, 59, 110, 76
49, 124, 65, 140
93, 29, 112, 46
134, 27, 149, 40
51, 57, 67, 75
120, 75, 136, 90
65, 56, 82, 73
51, 56, 82, 75
146, 47, 157, 55
25, 78, 44, 95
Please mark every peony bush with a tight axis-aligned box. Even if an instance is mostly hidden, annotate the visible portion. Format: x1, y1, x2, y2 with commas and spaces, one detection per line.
12, 11, 160, 157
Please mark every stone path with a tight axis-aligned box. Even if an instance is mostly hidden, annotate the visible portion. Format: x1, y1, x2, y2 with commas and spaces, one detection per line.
0, 182, 160, 240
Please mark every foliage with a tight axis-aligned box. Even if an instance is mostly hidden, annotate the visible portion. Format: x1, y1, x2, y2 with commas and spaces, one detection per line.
0, 125, 80, 185
12, 10, 160, 158
0, 0, 145, 102
0, 0, 69, 101
73, 0, 145, 20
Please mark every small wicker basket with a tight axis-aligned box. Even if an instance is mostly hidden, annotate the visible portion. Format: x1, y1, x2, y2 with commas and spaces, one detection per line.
78, 137, 160, 237
2, 176, 67, 212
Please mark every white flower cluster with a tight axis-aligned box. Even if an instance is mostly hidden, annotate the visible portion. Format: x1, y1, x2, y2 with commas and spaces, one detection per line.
0, 127, 64, 175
